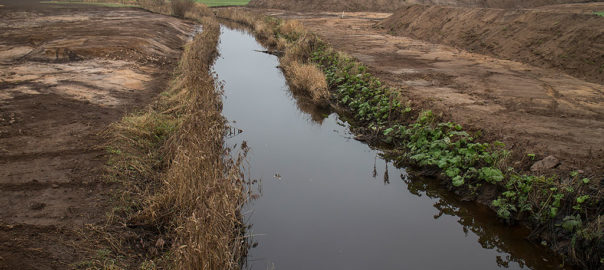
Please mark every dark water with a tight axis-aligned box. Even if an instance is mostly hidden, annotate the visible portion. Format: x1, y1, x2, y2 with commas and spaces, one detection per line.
214, 26, 570, 270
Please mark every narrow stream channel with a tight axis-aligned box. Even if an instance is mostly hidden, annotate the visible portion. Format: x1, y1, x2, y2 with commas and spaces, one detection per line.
214, 26, 571, 270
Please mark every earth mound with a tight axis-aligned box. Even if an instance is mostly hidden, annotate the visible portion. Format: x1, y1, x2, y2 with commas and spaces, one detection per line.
379, 4, 604, 84
248, 0, 595, 12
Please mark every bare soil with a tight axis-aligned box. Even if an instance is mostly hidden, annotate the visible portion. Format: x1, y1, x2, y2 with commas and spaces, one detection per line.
379, 4, 604, 85
0, 2, 193, 269
259, 8, 604, 177
248, 0, 596, 12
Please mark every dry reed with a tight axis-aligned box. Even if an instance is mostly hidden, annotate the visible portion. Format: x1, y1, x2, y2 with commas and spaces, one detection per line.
281, 60, 329, 105
148, 18, 248, 269
171, 0, 193, 18
136, 0, 171, 14
105, 10, 249, 270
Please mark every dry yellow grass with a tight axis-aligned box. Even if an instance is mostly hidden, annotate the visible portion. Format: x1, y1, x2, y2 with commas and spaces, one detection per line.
171, 0, 194, 17
277, 20, 304, 40
216, 9, 330, 106
281, 60, 329, 105
185, 2, 213, 19
146, 19, 249, 269
104, 7, 249, 270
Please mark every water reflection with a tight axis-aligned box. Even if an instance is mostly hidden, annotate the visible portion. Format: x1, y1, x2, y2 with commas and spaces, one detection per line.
401, 175, 571, 269
287, 91, 330, 124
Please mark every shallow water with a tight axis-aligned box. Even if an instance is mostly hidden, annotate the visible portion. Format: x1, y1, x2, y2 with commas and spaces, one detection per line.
214, 25, 570, 270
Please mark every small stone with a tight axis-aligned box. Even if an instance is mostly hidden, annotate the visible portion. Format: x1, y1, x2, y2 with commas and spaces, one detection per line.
530, 155, 560, 172
51, 184, 59, 188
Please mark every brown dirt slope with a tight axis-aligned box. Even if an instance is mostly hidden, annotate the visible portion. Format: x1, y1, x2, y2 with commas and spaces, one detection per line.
248, 0, 596, 12
379, 4, 604, 85
0, 2, 192, 269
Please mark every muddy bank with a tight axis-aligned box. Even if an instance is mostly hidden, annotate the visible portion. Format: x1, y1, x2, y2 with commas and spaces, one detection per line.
247, 0, 594, 12
380, 4, 604, 85
0, 3, 193, 268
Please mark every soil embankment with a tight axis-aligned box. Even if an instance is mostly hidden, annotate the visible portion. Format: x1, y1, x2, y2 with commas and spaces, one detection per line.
248, 0, 595, 12
0, 2, 192, 268
380, 4, 604, 85
263, 8, 604, 175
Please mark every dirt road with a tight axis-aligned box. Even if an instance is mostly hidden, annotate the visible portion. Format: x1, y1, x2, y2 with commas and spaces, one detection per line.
263, 9, 604, 176
0, 2, 192, 268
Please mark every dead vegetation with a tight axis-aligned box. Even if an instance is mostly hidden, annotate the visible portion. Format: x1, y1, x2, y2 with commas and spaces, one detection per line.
100, 4, 249, 270
145, 17, 248, 269
136, 0, 171, 13
171, 0, 194, 18
217, 9, 329, 106
281, 60, 329, 105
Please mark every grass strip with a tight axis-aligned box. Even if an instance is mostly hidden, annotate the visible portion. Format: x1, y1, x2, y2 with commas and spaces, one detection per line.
106, 17, 248, 269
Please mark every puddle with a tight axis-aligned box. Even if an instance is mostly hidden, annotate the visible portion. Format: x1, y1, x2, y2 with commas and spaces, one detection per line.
214, 26, 572, 270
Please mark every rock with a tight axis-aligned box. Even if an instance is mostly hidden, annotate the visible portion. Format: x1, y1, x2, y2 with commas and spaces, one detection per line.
530, 155, 560, 171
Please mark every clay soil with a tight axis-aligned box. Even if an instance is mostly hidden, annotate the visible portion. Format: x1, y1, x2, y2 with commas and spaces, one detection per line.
255, 7, 604, 177
248, 0, 594, 12
0, 1, 193, 268
379, 4, 604, 85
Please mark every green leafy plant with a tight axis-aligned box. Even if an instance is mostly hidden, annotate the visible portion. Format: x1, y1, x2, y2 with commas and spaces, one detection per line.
560, 215, 582, 232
